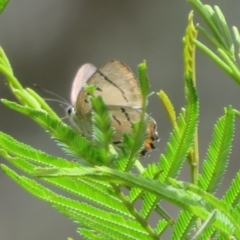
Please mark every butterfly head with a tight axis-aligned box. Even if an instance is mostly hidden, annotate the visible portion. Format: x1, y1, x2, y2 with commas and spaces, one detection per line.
67, 106, 91, 137
67, 106, 78, 129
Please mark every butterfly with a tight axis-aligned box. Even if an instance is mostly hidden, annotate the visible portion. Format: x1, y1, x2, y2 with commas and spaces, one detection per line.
67, 60, 158, 155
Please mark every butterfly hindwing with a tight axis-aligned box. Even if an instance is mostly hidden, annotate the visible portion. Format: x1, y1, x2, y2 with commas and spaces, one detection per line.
108, 105, 158, 151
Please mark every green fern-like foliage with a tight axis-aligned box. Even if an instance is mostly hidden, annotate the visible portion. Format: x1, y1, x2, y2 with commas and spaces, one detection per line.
1, 0, 240, 239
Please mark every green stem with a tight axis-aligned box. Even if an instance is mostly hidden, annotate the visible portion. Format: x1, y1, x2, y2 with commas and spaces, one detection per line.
134, 160, 173, 222
193, 40, 235, 80
0, 65, 23, 90
26, 88, 61, 120
111, 183, 159, 240
188, 0, 227, 49
134, 160, 145, 173
217, 49, 240, 83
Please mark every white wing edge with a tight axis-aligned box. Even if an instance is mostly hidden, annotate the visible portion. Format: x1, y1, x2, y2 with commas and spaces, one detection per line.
70, 63, 97, 105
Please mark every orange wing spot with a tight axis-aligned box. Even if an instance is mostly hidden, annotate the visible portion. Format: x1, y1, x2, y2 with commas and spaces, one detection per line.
140, 137, 156, 156
144, 137, 155, 150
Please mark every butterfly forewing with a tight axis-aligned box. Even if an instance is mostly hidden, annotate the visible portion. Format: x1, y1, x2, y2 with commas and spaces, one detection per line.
75, 61, 143, 117
70, 63, 97, 106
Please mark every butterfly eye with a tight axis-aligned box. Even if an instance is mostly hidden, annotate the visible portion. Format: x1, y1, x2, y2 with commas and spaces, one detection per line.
67, 107, 73, 116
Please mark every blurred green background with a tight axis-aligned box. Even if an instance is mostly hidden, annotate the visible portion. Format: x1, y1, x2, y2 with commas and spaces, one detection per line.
0, 1, 240, 239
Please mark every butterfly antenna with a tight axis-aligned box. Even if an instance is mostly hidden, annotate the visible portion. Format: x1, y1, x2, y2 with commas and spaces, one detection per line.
34, 84, 71, 106
61, 115, 68, 120
42, 98, 70, 107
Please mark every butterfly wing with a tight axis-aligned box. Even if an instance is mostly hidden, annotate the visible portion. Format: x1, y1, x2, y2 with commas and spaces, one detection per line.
69, 60, 158, 154
75, 60, 143, 117
108, 105, 158, 152
70, 63, 97, 105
